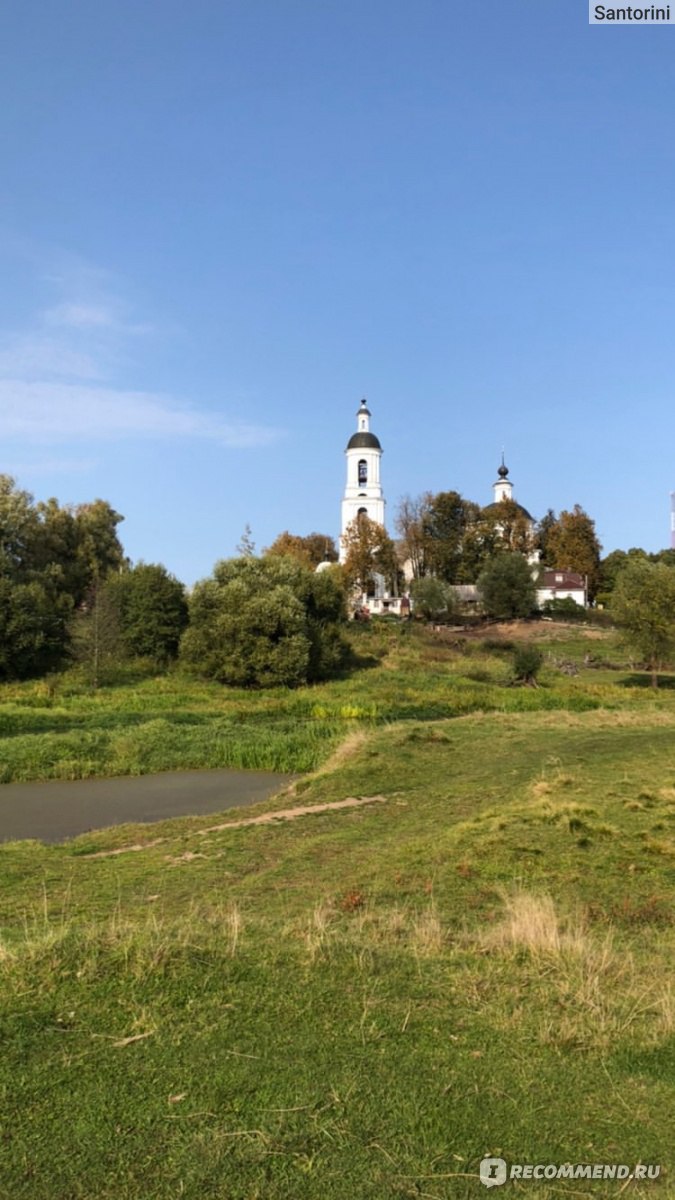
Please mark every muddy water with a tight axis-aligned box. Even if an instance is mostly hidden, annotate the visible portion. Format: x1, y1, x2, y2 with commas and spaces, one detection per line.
0, 769, 295, 844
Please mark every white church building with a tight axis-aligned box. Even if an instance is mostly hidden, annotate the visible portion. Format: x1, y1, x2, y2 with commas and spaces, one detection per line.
334, 399, 586, 616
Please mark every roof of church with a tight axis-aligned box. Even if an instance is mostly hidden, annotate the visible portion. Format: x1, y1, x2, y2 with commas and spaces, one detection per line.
483, 499, 534, 521
347, 431, 382, 451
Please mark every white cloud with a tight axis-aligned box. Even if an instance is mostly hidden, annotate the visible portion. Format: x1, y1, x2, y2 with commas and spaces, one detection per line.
0, 380, 279, 448
0, 335, 104, 381
3, 456, 98, 476
0, 248, 281, 452
45, 302, 120, 329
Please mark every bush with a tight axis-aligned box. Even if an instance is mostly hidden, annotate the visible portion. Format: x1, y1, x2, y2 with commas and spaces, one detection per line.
180, 556, 350, 688
410, 577, 458, 621
512, 644, 543, 686
540, 597, 585, 620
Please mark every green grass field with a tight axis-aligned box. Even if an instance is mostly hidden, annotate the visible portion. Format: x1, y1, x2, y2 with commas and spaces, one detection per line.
0, 623, 673, 1198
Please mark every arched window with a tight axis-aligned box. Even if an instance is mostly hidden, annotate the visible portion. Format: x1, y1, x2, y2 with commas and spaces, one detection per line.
358, 459, 368, 486
357, 506, 368, 524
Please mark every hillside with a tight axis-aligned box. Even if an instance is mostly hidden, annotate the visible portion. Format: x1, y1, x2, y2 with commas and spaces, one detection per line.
0, 623, 673, 1198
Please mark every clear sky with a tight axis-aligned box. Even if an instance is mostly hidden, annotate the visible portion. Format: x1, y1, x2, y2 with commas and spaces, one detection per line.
1, 1, 674, 582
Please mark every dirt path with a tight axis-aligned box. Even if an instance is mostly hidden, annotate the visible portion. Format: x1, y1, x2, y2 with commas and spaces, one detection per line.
85, 795, 389, 859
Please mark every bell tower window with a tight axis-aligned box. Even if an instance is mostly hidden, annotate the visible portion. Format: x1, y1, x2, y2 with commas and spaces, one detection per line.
358, 459, 368, 486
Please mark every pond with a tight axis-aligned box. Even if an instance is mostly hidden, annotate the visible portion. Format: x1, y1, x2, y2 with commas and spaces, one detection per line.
0, 768, 295, 844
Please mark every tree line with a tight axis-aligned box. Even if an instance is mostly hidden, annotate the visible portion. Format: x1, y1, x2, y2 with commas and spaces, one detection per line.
0, 476, 349, 688
3, 472, 675, 689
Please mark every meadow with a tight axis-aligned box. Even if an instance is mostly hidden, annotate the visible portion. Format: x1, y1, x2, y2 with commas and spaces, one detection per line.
0, 622, 673, 1198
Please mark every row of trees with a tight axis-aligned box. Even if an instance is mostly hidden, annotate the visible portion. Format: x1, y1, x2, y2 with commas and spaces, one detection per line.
4, 468, 675, 690
0, 476, 351, 687
395, 492, 603, 596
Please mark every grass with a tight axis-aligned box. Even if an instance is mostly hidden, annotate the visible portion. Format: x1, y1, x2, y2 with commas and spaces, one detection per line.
0, 621, 674, 1197
0, 621, 669, 784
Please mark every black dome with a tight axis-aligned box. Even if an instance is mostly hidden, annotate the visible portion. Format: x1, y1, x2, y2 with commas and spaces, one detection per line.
347, 431, 381, 451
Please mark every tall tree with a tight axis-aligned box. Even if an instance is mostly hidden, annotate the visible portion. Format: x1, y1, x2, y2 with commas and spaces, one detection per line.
598, 548, 648, 597
0, 579, 72, 680
611, 559, 675, 687
0, 475, 39, 580
236, 524, 256, 557
106, 563, 188, 662
394, 493, 433, 580
423, 491, 476, 583
536, 508, 558, 566
69, 576, 124, 688
482, 498, 535, 558
546, 505, 602, 599
341, 515, 399, 595
73, 500, 127, 602
477, 553, 538, 620
266, 531, 338, 568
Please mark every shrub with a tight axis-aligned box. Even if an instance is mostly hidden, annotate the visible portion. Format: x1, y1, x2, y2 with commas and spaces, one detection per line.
540, 596, 585, 620
180, 555, 350, 688
410, 576, 458, 622
512, 644, 543, 686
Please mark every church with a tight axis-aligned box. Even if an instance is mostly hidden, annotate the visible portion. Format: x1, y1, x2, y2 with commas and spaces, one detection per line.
335, 399, 587, 613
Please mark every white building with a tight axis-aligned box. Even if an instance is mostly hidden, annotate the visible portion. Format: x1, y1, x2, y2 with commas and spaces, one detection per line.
537, 570, 587, 607
338, 400, 408, 615
339, 399, 385, 561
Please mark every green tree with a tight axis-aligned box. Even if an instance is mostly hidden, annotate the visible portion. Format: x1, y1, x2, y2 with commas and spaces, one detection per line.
598, 548, 648, 596
69, 577, 124, 688
409, 576, 458, 622
611, 559, 675, 688
546, 505, 602, 600
483, 498, 536, 558
236, 524, 256, 557
265, 531, 338, 568
107, 563, 188, 662
536, 508, 558, 567
61, 500, 128, 607
477, 553, 538, 620
0, 579, 72, 679
394, 493, 433, 580
0, 475, 39, 580
456, 508, 498, 583
422, 491, 476, 583
341, 515, 399, 595
181, 555, 349, 688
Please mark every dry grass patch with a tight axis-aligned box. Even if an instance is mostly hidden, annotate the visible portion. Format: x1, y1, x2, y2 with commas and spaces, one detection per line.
479, 890, 675, 1051
481, 890, 588, 956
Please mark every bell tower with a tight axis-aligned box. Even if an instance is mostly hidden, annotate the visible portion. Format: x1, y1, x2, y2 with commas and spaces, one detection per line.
493, 453, 514, 504
339, 399, 385, 562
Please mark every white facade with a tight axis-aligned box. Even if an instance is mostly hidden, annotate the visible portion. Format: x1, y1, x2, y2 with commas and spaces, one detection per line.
339, 399, 386, 562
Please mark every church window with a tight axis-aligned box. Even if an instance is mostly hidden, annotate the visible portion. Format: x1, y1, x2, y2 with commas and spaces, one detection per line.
358, 460, 368, 485
357, 506, 368, 523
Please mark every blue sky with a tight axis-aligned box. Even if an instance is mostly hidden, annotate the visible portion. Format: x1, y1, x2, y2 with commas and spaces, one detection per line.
2, 0, 674, 582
